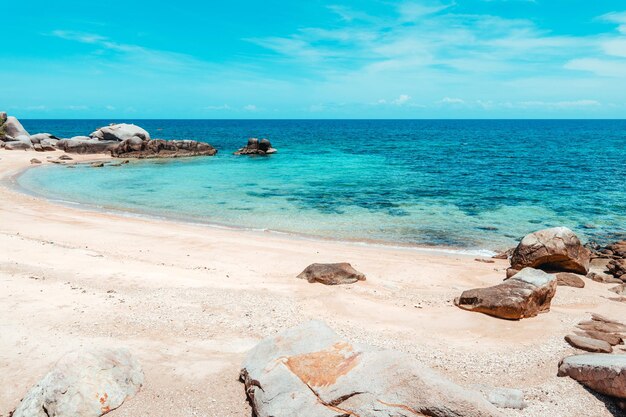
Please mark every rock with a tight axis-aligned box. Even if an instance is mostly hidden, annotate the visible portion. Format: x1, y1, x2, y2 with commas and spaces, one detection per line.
608, 258, 626, 280
555, 272, 585, 288
30, 158, 42, 164
110, 138, 217, 158
234, 137, 277, 155
240, 320, 503, 417
577, 320, 626, 334
611, 284, 626, 295
91, 162, 105, 168
30, 133, 59, 144
297, 263, 366, 285
5, 141, 33, 150
3, 116, 30, 138
90, 123, 150, 142
471, 385, 527, 410
574, 330, 623, 346
0, 111, 6, 124
565, 334, 613, 353
587, 271, 622, 284
58, 154, 73, 161
510, 227, 590, 274
56, 138, 118, 154
506, 268, 519, 279
40, 139, 57, 152
475, 258, 495, 264
454, 268, 557, 320
558, 354, 626, 399
11, 348, 143, 417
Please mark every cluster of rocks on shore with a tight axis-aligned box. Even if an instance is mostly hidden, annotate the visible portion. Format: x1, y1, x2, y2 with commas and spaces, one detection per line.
0, 113, 277, 159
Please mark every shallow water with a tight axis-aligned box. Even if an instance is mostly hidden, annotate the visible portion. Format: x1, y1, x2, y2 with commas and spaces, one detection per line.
17, 119, 626, 250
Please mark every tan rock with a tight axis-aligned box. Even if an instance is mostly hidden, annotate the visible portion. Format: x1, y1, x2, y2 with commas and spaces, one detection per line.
555, 272, 585, 288
565, 334, 612, 353
558, 354, 626, 399
297, 262, 366, 285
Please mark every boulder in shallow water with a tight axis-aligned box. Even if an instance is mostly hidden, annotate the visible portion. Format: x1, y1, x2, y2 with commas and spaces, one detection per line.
234, 137, 277, 155
297, 262, 366, 285
11, 348, 143, 417
90, 123, 150, 142
510, 227, 590, 274
240, 320, 503, 417
110, 138, 217, 158
454, 267, 557, 320
558, 354, 626, 399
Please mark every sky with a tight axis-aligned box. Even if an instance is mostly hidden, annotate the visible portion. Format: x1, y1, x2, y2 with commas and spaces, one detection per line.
1, 0, 626, 119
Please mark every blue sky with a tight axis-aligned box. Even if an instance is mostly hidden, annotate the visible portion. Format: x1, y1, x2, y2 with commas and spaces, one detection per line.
2, 0, 626, 118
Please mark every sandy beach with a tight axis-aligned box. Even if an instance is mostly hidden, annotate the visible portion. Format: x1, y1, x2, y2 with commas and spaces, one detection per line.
1, 150, 624, 417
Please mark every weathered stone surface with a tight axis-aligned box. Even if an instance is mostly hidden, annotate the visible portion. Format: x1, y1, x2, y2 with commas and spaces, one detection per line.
11, 348, 143, 417
565, 334, 613, 353
471, 385, 527, 410
297, 263, 366, 285
608, 258, 626, 280
5, 141, 33, 150
558, 354, 626, 399
30, 133, 59, 144
3, 116, 30, 138
91, 162, 105, 168
454, 268, 557, 320
56, 138, 118, 154
587, 271, 622, 284
30, 158, 42, 164
40, 139, 57, 152
110, 138, 217, 158
510, 227, 590, 274
574, 330, 623, 346
506, 268, 519, 279
555, 272, 586, 288
577, 320, 626, 334
58, 154, 73, 161
611, 284, 626, 295
234, 138, 277, 155
90, 123, 150, 142
240, 320, 503, 417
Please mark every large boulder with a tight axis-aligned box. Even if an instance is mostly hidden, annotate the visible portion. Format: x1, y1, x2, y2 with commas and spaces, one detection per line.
30, 133, 59, 144
11, 348, 143, 417
510, 227, 590, 274
454, 268, 557, 320
297, 262, 366, 285
558, 354, 626, 399
240, 320, 503, 417
5, 140, 33, 150
90, 123, 150, 142
56, 137, 118, 154
234, 137, 277, 155
3, 116, 30, 138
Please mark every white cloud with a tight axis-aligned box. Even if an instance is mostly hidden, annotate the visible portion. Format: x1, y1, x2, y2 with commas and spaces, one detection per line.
204, 104, 232, 111
398, 2, 454, 22
243, 104, 257, 111
392, 94, 411, 105
440, 97, 465, 104
565, 58, 626, 77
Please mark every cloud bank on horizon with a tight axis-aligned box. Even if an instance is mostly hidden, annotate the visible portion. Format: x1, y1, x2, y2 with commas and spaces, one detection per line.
1, 0, 626, 118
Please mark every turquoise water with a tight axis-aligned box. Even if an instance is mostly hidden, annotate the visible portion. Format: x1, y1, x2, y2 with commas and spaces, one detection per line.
16, 120, 626, 251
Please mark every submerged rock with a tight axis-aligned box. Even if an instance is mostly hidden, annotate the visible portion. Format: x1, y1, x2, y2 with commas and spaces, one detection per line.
510, 227, 590, 274
234, 138, 277, 155
90, 123, 150, 142
11, 348, 143, 417
297, 262, 366, 285
558, 354, 626, 399
240, 320, 503, 417
454, 268, 557, 320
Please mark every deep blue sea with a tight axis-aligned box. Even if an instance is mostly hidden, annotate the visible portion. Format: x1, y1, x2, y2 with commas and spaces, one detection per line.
15, 119, 626, 251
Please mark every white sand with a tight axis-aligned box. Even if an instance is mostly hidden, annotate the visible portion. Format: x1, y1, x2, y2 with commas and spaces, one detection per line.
1, 150, 624, 417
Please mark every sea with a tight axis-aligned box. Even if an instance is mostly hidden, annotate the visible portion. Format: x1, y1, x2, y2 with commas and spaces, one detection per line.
15, 119, 626, 252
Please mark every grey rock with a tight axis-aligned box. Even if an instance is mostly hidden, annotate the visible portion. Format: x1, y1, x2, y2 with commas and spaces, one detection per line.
57, 138, 118, 154
3, 116, 30, 138
235, 137, 277, 155
30, 133, 59, 144
90, 123, 150, 142
587, 271, 622, 284
11, 348, 143, 417
510, 227, 591, 274
471, 385, 527, 410
297, 262, 366, 285
30, 158, 42, 164
240, 320, 503, 417
558, 354, 626, 399
5, 141, 33, 150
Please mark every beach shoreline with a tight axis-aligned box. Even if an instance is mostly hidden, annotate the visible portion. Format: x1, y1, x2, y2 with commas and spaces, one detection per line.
1, 150, 624, 417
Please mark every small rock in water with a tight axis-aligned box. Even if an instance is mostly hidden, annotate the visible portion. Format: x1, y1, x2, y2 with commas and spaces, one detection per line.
91, 161, 105, 168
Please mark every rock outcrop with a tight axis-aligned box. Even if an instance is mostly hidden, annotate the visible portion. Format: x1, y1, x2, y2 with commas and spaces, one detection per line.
510, 227, 590, 274
240, 320, 503, 417
90, 123, 150, 142
558, 354, 626, 399
573, 314, 626, 347
454, 268, 557, 320
56, 137, 118, 154
110, 138, 217, 158
2, 115, 30, 139
234, 138, 277, 155
11, 348, 143, 417
297, 262, 366, 285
